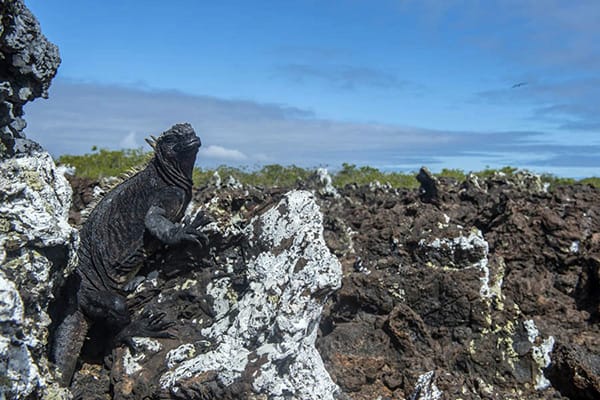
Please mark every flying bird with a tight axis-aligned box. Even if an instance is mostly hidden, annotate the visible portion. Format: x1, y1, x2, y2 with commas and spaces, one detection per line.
511, 82, 528, 88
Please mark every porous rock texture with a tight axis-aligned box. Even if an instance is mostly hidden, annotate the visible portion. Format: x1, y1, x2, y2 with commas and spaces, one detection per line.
159, 190, 342, 399
0, 151, 77, 399
66, 171, 600, 399
316, 172, 599, 400
64, 188, 343, 400
0, 1, 72, 398
0, 0, 60, 157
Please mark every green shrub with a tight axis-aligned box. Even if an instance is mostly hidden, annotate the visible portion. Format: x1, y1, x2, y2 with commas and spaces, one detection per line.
539, 173, 576, 188
578, 177, 600, 188
437, 168, 467, 181
58, 147, 151, 179
474, 166, 518, 179
332, 163, 418, 189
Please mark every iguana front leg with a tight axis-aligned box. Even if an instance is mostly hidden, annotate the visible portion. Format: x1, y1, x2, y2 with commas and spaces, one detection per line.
145, 205, 209, 246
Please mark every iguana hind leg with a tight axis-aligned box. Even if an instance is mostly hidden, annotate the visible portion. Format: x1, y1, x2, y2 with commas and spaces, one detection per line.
78, 289, 131, 327
114, 309, 176, 353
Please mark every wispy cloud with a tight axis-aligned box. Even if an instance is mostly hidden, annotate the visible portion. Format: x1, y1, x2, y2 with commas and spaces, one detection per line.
23, 79, 598, 176
276, 64, 413, 91
200, 145, 247, 161
402, 0, 600, 73
477, 77, 600, 132
269, 45, 350, 60
400, 0, 600, 136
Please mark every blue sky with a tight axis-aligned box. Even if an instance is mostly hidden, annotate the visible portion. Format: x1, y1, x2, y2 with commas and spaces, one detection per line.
24, 0, 600, 177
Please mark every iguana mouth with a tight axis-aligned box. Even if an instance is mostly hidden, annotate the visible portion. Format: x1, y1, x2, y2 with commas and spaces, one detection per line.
188, 136, 201, 147
182, 136, 201, 150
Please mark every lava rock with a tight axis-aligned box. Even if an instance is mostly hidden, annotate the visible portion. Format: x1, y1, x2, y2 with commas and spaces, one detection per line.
0, 0, 61, 156
93, 190, 343, 399
0, 150, 76, 399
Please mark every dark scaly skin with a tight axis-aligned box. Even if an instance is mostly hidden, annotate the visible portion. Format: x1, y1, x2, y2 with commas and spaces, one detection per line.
52, 123, 207, 386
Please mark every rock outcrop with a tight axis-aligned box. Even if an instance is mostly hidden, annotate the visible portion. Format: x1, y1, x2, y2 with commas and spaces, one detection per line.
64, 189, 343, 399
0, 0, 61, 157
0, 1, 71, 398
158, 190, 342, 399
0, 152, 76, 399
316, 174, 600, 399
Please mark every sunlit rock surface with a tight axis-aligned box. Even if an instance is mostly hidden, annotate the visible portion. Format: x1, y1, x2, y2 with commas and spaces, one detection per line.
0, 150, 76, 398
103, 190, 343, 399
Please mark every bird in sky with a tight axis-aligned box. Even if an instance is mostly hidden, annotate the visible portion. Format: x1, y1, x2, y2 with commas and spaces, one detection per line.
511, 82, 528, 88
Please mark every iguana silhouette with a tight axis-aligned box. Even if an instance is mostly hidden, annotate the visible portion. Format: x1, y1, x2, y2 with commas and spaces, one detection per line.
51, 123, 208, 386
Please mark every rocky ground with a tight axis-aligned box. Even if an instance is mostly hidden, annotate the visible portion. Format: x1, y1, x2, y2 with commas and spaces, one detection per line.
64, 170, 600, 400
1, 2, 598, 398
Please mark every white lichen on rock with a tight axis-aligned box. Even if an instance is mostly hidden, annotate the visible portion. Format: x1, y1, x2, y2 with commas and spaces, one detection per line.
123, 338, 162, 375
160, 190, 342, 399
523, 319, 555, 390
166, 343, 197, 369
419, 229, 493, 298
314, 168, 340, 198
0, 150, 77, 398
569, 240, 580, 254
0, 272, 41, 396
409, 370, 442, 400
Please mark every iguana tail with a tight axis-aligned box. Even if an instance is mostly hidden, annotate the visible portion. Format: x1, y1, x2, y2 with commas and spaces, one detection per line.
52, 309, 89, 387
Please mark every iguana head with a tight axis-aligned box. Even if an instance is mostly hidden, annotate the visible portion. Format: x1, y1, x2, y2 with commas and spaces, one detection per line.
146, 123, 201, 178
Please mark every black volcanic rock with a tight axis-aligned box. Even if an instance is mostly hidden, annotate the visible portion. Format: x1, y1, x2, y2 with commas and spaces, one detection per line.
0, 0, 61, 156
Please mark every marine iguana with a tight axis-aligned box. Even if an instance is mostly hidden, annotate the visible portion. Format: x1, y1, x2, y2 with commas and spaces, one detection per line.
51, 123, 208, 386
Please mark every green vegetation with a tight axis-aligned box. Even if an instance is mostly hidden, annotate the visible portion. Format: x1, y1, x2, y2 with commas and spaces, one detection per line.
332, 163, 418, 188
193, 164, 311, 187
56, 148, 600, 189
437, 168, 467, 180
579, 177, 600, 188
474, 166, 518, 179
58, 147, 151, 179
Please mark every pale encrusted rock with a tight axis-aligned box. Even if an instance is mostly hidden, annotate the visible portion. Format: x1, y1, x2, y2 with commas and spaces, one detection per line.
312, 168, 340, 198
409, 371, 442, 400
0, 150, 77, 398
160, 190, 343, 399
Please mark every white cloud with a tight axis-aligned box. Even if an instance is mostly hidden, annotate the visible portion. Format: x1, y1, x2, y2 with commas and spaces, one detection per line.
200, 145, 247, 161
22, 79, 600, 177
119, 131, 138, 148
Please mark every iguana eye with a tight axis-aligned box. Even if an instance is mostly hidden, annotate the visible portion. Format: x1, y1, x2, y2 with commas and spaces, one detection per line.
161, 136, 176, 145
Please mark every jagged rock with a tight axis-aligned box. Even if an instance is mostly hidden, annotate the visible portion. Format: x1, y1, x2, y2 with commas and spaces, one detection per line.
0, 149, 76, 399
546, 341, 600, 399
0, 0, 61, 156
163, 190, 342, 398
209, 170, 243, 189
314, 173, 599, 399
99, 190, 342, 399
0, 3, 70, 398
